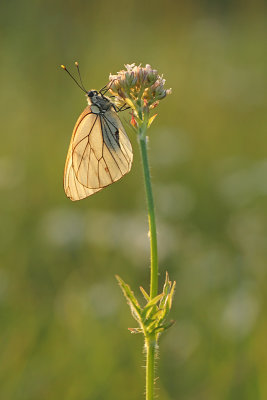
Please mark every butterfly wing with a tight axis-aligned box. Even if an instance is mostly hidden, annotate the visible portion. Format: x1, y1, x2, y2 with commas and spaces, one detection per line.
64, 106, 133, 201
64, 106, 102, 200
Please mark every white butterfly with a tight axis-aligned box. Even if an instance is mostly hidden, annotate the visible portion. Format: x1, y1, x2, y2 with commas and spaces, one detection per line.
62, 64, 133, 201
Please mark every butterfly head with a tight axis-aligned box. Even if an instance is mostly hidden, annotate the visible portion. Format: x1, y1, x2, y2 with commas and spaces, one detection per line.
87, 90, 100, 107
87, 90, 98, 98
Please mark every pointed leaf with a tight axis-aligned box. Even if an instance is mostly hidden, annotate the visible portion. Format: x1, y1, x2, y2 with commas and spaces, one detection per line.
167, 281, 176, 310
125, 97, 135, 109
151, 308, 165, 321
128, 327, 143, 334
140, 286, 150, 302
146, 319, 159, 333
153, 320, 175, 334
160, 282, 175, 320
148, 113, 158, 128
142, 293, 163, 321
116, 275, 142, 322
143, 293, 163, 311
159, 272, 171, 308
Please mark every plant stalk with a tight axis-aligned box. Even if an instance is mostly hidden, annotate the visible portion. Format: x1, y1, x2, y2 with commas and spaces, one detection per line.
138, 124, 159, 400
138, 132, 158, 299
145, 335, 157, 400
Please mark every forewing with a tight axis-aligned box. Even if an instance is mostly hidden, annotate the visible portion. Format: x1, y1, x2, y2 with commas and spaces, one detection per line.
64, 105, 133, 201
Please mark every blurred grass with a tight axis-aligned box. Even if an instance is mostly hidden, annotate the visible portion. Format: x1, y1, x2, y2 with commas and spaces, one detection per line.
0, 1, 266, 399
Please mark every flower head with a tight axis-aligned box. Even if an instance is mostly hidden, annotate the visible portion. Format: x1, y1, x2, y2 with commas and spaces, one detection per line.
109, 63, 171, 132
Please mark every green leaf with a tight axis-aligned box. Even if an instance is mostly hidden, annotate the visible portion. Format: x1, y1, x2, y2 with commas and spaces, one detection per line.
160, 272, 176, 312
167, 281, 176, 310
128, 327, 143, 334
150, 308, 165, 321
153, 320, 175, 334
159, 273, 171, 306
142, 293, 163, 320
147, 113, 158, 128
139, 286, 150, 302
146, 319, 159, 334
124, 97, 135, 109
116, 275, 142, 322
143, 293, 163, 311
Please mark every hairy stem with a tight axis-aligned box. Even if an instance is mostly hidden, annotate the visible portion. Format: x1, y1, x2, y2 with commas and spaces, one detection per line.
145, 335, 157, 400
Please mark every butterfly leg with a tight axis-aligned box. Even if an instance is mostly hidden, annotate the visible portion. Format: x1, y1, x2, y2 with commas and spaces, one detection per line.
117, 104, 130, 112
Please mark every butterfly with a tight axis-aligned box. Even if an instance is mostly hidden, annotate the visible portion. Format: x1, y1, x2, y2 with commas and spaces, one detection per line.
61, 63, 133, 201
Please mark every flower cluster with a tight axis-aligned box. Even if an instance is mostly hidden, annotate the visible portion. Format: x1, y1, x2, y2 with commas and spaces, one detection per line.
109, 63, 171, 131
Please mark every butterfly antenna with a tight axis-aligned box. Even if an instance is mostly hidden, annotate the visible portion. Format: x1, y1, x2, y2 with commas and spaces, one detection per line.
61, 64, 87, 93
74, 62, 87, 92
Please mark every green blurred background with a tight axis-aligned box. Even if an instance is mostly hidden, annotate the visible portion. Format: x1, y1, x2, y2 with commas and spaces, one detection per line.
0, 0, 266, 399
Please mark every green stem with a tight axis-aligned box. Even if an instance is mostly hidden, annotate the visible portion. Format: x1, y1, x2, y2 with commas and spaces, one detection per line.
137, 122, 159, 400
145, 335, 157, 400
138, 130, 158, 299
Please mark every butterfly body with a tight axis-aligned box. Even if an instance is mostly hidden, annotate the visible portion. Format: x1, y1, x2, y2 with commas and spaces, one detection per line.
87, 90, 114, 114
64, 90, 133, 201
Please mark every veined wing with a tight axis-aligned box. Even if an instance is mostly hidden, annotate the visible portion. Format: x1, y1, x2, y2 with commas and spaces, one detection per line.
64, 106, 133, 201
64, 106, 102, 200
